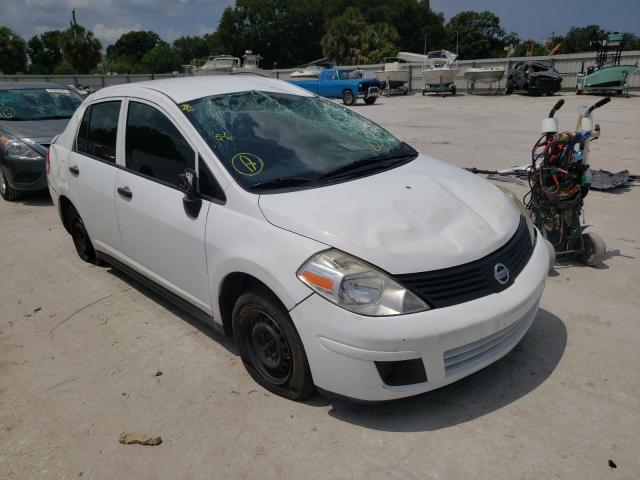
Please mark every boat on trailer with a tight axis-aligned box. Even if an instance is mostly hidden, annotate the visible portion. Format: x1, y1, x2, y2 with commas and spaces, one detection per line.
576, 33, 638, 96
374, 57, 410, 95
422, 50, 458, 96
464, 66, 505, 85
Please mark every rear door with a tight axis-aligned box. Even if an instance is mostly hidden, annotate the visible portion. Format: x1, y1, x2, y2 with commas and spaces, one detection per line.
68, 100, 124, 254
114, 99, 212, 312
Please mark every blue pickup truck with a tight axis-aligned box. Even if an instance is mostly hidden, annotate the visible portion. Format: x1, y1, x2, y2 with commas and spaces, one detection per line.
289, 68, 381, 106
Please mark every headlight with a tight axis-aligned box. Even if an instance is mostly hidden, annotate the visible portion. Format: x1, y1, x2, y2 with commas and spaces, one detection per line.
358, 83, 363, 89
496, 185, 536, 245
297, 249, 429, 316
0, 135, 43, 160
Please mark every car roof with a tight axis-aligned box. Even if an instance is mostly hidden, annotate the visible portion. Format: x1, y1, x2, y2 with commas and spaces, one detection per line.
0, 81, 69, 90
92, 74, 313, 103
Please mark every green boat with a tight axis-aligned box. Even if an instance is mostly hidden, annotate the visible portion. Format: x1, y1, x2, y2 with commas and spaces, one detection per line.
576, 33, 638, 96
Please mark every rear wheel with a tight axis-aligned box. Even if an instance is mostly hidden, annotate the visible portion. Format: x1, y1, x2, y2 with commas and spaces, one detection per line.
580, 232, 606, 266
67, 207, 96, 263
342, 90, 356, 106
233, 286, 315, 401
364, 96, 376, 105
0, 167, 21, 201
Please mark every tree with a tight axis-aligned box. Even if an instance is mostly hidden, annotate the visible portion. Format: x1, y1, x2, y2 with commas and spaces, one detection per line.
140, 42, 183, 73
59, 10, 102, 73
446, 10, 507, 59
561, 25, 605, 53
173, 36, 209, 64
27, 30, 63, 74
321, 7, 368, 64
0, 26, 27, 74
106, 30, 161, 72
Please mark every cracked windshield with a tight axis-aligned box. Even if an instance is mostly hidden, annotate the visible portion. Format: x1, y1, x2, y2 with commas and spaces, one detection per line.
180, 91, 416, 191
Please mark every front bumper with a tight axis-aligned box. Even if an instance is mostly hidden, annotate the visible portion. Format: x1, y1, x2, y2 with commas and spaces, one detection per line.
358, 86, 380, 99
1, 156, 47, 191
290, 235, 549, 401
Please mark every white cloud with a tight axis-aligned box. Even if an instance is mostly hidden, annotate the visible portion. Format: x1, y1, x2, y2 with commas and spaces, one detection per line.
93, 23, 143, 43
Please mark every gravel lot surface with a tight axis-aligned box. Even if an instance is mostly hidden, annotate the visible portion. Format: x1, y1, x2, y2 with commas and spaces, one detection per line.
1, 92, 639, 479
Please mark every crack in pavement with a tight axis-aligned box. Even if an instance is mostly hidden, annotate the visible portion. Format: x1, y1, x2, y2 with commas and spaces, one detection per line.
48, 294, 114, 337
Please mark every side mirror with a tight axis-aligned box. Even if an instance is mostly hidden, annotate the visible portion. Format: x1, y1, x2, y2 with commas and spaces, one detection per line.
178, 168, 202, 219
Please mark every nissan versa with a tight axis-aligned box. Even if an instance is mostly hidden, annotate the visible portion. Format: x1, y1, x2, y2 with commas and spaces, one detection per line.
46, 75, 550, 402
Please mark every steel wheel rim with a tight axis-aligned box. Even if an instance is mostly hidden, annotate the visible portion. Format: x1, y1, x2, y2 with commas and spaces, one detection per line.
246, 310, 292, 385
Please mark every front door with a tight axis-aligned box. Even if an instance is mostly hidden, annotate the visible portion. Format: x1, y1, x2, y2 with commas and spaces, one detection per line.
68, 100, 124, 254
114, 100, 212, 313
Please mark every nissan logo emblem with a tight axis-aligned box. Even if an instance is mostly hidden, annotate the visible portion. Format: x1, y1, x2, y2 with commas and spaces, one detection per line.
494, 263, 510, 285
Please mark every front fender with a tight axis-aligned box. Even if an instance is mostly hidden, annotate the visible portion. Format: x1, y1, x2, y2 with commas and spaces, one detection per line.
205, 200, 327, 323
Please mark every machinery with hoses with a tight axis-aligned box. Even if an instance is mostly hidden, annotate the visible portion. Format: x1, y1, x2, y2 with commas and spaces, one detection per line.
525, 97, 611, 265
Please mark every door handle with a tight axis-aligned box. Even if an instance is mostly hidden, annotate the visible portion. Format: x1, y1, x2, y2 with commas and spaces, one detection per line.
69, 165, 79, 175
117, 186, 133, 199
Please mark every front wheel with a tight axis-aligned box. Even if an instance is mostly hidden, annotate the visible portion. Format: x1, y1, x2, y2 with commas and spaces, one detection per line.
233, 286, 315, 401
342, 90, 356, 106
505, 79, 514, 95
0, 167, 21, 201
580, 232, 606, 266
364, 96, 377, 105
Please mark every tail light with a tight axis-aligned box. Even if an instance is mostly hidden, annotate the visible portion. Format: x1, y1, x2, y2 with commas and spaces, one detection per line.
45, 148, 51, 175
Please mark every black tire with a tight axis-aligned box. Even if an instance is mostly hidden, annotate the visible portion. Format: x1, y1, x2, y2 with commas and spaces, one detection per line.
364, 96, 376, 105
67, 207, 96, 263
616, 90, 623, 95
342, 90, 356, 106
233, 286, 315, 401
0, 167, 22, 201
451, 85, 457, 95
580, 232, 606, 266
505, 79, 514, 95
575, 85, 583, 95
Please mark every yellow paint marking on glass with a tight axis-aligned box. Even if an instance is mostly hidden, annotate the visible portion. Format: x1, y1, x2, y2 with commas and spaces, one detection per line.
231, 153, 264, 176
368, 141, 382, 152
214, 132, 234, 141
180, 103, 194, 112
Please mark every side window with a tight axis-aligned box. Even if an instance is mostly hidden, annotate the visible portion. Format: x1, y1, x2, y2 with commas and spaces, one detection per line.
126, 101, 194, 186
76, 101, 121, 163
76, 106, 90, 152
198, 157, 225, 202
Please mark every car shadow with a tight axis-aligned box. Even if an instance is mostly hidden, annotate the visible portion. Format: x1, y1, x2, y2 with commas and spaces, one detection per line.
17, 190, 52, 206
316, 308, 566, 432
104, 266, 238, 355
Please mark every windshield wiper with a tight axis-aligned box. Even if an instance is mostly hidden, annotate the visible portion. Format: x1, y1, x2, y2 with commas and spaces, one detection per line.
249, 177, 317, 190
318, 153, 416, 181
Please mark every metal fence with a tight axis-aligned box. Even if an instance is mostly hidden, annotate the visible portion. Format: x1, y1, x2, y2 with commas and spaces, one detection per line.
2, 51, 639, 92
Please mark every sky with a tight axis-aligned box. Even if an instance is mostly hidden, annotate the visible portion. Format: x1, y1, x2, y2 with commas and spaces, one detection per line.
1, 0, 639, 47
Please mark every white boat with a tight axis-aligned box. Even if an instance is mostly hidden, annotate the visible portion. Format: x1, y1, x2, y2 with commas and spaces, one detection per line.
290, 65, 324, 79
464, 66, 505, 85
422, 50, 458, 90
374, 57, 409, 90
191, 55, 241, 76
241, 50, 262, 71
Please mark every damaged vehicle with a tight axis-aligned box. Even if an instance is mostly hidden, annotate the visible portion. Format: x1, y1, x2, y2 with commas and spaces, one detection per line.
47, 75, 549, 402
506, 61, 562, 95
0, 82, 83, 200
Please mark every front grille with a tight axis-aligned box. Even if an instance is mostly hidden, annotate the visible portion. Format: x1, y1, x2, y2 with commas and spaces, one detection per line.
443, 305, 535, 377
393, 217, 533, 309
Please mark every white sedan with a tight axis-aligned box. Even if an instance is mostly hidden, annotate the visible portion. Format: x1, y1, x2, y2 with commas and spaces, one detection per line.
46, 74, 549, 401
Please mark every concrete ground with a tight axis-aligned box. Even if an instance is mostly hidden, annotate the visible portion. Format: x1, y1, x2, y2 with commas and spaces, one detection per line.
1, 92, 638, 480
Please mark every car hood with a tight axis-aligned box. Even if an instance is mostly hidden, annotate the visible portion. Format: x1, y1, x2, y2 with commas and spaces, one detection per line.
258, 154, 520, 274
0, 118, 70, 146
